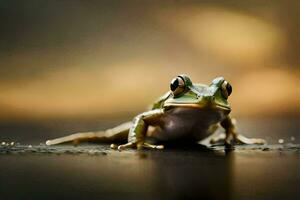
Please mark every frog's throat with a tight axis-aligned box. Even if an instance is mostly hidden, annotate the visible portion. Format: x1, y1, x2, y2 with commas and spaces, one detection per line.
163, 103, 231, 112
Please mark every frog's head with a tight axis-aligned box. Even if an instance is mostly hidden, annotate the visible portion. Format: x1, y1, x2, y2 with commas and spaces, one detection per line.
164, 75, 232, 113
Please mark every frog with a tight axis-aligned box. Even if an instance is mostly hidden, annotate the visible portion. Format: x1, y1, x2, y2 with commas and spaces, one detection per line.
46, 75, 265, 150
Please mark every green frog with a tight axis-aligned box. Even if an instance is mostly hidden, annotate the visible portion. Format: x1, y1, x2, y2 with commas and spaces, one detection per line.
46, 75, 265, 150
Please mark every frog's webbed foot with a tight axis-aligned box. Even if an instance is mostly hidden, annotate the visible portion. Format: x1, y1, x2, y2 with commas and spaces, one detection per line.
110, 142, 164, 151
221, 116, 266, 146
233, 134, 266, 145
225, 131, 266, 146
209, 132, 265, 146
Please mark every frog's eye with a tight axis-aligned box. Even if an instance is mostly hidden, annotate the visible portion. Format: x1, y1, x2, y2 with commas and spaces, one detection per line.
170, 76, 185, 96
221, 81, 232, 99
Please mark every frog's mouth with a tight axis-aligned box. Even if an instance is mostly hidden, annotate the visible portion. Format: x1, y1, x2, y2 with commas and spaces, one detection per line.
214, 104, 231, 112
164, 102, 231, 112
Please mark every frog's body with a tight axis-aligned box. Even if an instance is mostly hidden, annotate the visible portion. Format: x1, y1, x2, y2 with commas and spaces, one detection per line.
149, 107, 223, 142
46, 75, 265, 150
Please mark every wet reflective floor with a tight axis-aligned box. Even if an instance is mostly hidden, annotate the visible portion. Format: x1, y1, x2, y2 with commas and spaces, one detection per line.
0, 117, 300, 200
0, 144, 300, 200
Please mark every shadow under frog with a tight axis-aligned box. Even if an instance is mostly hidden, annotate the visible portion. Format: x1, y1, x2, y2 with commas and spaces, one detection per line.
46, 75, 265, 150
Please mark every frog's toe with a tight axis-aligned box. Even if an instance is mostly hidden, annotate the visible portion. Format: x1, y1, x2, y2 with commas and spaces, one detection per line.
142, 143, 164, 150
155, 145, 164, 149
114, 142, 164, 151
251, 138, 266, 145
235, 134, 266, 145
117, 142, 135, 151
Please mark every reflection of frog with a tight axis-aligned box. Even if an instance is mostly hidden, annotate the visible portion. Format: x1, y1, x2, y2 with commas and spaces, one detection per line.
46, 75, 265, 150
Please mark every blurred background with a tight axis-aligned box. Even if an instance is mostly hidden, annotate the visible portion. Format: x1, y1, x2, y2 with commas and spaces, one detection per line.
0, 0, 299, 143
1, 2, 300, 200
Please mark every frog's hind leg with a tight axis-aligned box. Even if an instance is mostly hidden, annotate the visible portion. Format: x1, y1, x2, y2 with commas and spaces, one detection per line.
221, 116, 266, 145
45, 122, 132, 146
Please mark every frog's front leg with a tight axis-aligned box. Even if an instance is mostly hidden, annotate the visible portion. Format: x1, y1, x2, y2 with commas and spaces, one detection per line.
117, 109, 165, 150
221, 116, 266, 146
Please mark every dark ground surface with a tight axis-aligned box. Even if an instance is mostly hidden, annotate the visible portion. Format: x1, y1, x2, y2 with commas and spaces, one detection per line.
0, 117, 300, 200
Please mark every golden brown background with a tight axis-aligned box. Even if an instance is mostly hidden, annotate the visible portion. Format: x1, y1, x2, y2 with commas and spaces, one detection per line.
1, 4, 300, 200
0, 0, 299, 124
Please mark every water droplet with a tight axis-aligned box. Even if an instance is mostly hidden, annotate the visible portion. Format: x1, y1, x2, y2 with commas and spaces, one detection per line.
278, 139, 284, 144
28, 145, 32, 148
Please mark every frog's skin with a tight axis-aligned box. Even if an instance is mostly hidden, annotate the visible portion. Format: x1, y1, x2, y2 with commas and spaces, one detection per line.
46, 75, 265, 150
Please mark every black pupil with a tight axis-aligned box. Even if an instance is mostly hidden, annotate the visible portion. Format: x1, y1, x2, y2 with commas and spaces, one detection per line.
226, 83, 232, 96
170, 78, 179, 91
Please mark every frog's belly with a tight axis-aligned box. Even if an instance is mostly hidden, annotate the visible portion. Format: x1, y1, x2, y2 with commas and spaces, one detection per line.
147, 107, 226, 142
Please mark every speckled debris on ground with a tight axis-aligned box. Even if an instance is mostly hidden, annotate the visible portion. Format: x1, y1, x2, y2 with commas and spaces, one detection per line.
0, 143, 300, 155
